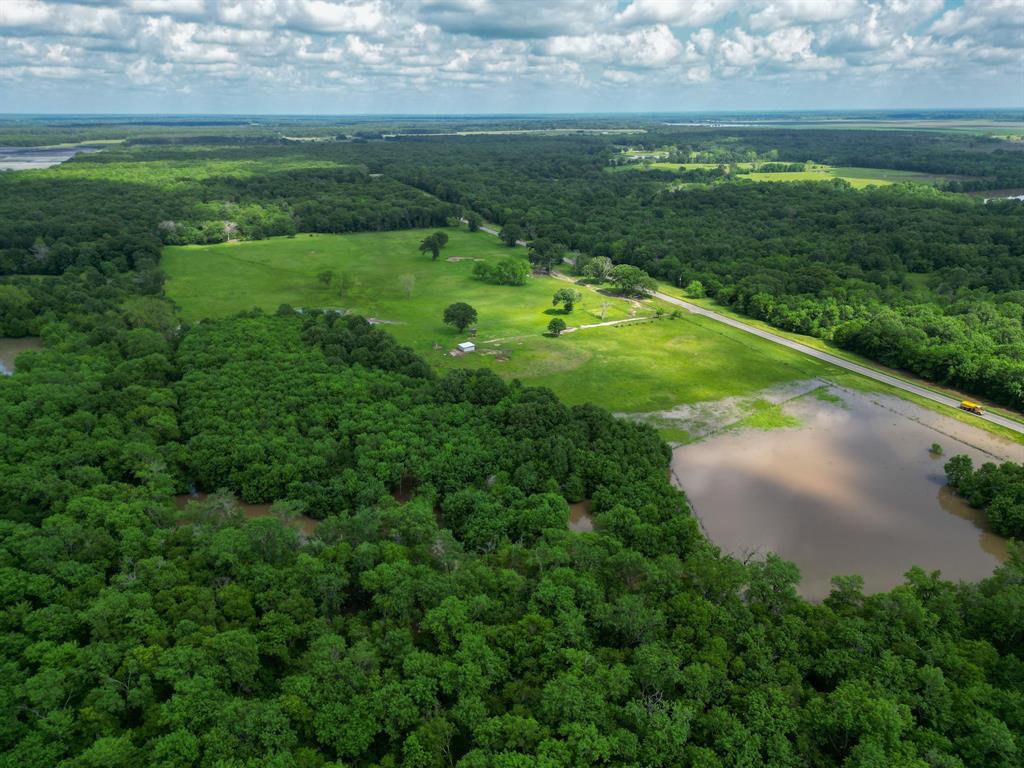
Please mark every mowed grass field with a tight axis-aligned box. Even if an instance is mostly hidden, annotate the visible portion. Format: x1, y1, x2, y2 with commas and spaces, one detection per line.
163, 228, 834, 413
609, 159, 950, 188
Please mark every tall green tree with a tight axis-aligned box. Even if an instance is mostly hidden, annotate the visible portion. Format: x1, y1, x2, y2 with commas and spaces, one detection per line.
443, 302, 478, 332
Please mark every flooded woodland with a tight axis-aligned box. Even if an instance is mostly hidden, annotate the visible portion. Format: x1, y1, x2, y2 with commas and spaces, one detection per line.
0, 337, 41, 375
667, 381, 1022, 599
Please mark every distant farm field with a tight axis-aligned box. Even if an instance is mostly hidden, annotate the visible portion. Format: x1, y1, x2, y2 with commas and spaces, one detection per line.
163, 229, 832, 413
610, 159, 952, 188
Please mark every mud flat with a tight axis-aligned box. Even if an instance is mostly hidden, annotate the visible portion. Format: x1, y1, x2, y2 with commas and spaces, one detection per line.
669, 383, 1021, 600
0, 146, 100, 171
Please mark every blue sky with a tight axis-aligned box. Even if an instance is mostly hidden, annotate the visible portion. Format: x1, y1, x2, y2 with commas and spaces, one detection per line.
1, 0, 1021, 114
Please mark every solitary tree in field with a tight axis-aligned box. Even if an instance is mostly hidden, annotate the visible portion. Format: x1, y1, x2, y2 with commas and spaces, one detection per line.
552, 288, 582, 313
419, 231, 449, 260
548, 318, 567, 336
465, 212, 481, 232
600, 299, 611, 321
398, 273, 416, 298
443, 302, 477, 332
583, 256, 613, 282
317, 270, 334, 288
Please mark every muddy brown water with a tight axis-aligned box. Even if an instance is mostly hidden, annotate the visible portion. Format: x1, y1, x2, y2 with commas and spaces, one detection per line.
174, 493, 320, 537
0, 337, 42, 375
569, 500, 594, 532
671, 384, 1022, 600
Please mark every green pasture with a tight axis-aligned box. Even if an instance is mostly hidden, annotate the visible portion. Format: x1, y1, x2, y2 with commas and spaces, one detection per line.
452, 312, 832, 412
609, 157, 948, 188
163, 229, 833, 414
164, 229, 641, 347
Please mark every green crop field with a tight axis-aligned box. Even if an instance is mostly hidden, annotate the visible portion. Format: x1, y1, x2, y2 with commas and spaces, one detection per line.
608, 155, 953, 188
164, 228, 833, 413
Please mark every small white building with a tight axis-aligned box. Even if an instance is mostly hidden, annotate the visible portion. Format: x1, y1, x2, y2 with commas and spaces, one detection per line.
457, 342, 476, 353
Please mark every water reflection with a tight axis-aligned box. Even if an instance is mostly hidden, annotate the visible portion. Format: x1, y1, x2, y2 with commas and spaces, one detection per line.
0, 337, 42, 375
672, 386, 1020, 599
174, 492, 320, 537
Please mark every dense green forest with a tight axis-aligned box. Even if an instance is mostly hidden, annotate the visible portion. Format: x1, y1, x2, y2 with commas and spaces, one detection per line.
0, 148, 454, 274
1, 121, 1023, 765
946, 456, 1024, 539
2, 300, 1022, 766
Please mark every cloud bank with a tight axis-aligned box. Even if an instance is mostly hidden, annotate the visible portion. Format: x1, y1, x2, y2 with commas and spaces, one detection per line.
0, 0, 1020, 113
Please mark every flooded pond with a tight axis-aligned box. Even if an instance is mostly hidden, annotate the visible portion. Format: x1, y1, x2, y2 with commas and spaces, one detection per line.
174, 492, 320, 537
669, 383, 1022, 600
0, 337, 42, 375
0, 146, 101, 171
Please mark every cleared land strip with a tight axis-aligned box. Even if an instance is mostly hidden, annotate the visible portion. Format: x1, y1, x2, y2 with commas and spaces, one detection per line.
472, 221, 1024, 435
652, 291, 1024, 436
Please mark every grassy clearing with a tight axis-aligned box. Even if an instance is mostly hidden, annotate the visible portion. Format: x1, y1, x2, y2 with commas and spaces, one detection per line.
164, 229, 834, 414
165, 229, 638, 348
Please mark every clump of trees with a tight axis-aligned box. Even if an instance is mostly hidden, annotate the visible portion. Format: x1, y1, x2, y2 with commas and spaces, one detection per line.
609, 264, 657, 297
552, 287, 581, 313
527, 238, 565, 273
419, 230, 449, 260
583, 255, 614, 282
499, 222, 523, 247
443, 301, 477, 332
472, 257, 530, 285
945, 455, 1024, 538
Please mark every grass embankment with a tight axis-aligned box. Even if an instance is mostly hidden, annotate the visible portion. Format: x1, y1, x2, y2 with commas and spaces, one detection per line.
164, 229, 833, 414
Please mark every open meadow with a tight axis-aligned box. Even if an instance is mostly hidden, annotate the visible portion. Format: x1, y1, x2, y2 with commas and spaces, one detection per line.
164, 227, 835, 414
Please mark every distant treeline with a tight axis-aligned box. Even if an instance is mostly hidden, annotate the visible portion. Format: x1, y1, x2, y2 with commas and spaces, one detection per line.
651, 128, 1024, 190
0, 150, 455, 274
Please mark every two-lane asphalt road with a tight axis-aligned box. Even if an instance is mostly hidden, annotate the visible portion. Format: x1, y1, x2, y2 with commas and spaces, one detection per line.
471, 219, 1024, 436
652, 290, 1024, 436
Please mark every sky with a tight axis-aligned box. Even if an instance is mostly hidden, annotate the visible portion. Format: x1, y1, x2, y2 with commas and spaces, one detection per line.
1, 0, 1022, 114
